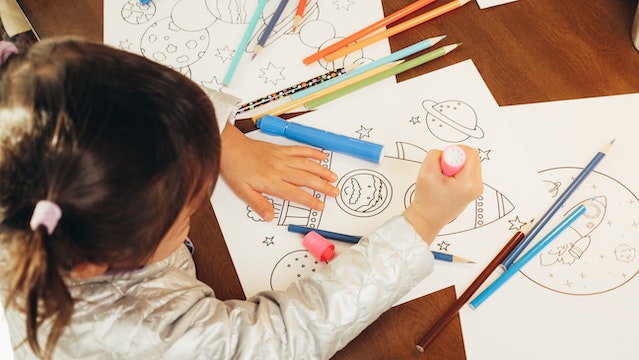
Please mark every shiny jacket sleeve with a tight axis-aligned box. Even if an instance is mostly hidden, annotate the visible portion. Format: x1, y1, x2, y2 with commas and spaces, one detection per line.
165, 215, 434, 359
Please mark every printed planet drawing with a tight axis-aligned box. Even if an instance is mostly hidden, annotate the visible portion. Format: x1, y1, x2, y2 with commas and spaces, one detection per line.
521, 167, 639, 295
422, 99, 484, 142
270, 250, 326, 291
116, 0, 373, 89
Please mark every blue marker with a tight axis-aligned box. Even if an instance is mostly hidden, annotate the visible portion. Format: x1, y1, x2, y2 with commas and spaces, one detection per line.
140, 0, 152, 4
256, 115, 384, 163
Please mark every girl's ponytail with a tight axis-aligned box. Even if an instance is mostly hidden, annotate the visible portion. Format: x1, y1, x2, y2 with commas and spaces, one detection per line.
5, 201, 73, 359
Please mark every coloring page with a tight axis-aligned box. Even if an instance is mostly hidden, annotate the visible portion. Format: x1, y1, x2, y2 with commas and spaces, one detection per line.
461, 93, 639, 359
211, 59, 549, 303
104, 0, 392, 102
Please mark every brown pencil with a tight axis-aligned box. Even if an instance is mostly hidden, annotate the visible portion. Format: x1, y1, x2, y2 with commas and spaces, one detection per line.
415, 219, 533, 353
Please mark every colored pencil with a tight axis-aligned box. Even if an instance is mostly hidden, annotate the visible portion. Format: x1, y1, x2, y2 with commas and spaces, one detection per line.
251, 61, 402, 122
305, 43, 460, 110
252, 0, 290, 60
223, 0, 268, 85
500, 139, 615, 269
470, 202, 590, 309
287, 224, 472, 263
325, 0, 471, 62
292, 0, 307, 32
302, 0, 438, 65
292, 35, 445, 101
236, 67, 349, 114
415, 220, 533, 352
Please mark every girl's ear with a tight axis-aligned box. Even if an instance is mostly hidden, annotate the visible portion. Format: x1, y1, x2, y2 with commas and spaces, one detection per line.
69, 262, 109, 279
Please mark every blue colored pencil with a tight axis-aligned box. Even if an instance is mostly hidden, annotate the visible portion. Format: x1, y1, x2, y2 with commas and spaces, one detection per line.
287, 224, 360, 243
469, 201, 589, 309
287, 224, 472, 263
291, 35, 446, 100
500, 139, 614, 269
223, 0, 268, 86
252, 0, 290, 60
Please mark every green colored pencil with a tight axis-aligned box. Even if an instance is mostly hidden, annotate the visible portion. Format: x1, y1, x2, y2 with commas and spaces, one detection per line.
304, 43, 461, 109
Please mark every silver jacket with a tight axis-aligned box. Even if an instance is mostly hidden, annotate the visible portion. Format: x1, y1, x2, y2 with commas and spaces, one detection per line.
5, 216, 433, 359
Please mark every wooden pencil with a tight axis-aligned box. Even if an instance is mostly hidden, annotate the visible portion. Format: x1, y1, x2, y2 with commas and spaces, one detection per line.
306, 43, 460, 110
251, 60, 402, 122
302, 0, 437, 65
292, 0, 308, 32
415, 220, 533, 353
325, 0, 471, 62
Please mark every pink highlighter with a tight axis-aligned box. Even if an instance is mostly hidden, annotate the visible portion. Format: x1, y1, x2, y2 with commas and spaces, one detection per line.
440, 145, 467, 176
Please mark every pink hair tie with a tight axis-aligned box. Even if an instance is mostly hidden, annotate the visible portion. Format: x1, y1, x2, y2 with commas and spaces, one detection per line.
0, 40, 18, 65
30, 200, 62, 235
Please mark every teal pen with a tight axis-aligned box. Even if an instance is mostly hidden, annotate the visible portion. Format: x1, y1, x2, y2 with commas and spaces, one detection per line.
256, 115, 384, 163
290, 35, 446, 100
287, 224, 473, 263
223, 0, 268, 85
469, 200, 590, 309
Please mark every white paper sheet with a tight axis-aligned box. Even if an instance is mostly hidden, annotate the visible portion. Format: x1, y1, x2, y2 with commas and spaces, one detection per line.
476, 0, 518, 9
104, 0, 391, 102
461, 93, 639, 359
211, 59, 548, 303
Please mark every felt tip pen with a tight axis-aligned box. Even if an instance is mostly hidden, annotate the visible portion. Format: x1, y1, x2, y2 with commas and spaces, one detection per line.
256, 115, 384, 163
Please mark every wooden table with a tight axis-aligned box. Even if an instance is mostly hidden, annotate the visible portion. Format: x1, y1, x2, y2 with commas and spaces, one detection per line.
17, 1, 639, 359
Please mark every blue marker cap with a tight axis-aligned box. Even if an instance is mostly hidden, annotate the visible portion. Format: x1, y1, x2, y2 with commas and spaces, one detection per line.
257, 115, 384, 163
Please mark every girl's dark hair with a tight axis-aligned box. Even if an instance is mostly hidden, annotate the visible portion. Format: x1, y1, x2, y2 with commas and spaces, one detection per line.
0, 38, 220, 358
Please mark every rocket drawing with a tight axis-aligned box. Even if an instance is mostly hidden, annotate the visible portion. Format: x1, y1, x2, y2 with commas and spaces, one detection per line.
247, 144, 516, 238
540, 196, 607, 266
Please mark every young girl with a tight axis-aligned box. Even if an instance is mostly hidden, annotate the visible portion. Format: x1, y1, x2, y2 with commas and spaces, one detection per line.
0, 38, 483, 359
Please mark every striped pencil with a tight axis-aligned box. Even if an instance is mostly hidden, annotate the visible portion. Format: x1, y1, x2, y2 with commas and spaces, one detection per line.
236, 67, 349, 114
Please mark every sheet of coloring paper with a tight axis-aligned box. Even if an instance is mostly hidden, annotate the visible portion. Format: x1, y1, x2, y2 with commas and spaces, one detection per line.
104, 0, 391, 103
212, 59, 548, 304
461, 93, 639, 359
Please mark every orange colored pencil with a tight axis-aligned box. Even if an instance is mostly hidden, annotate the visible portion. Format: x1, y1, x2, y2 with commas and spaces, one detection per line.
302, 0, 437, 65
292, 0, 307, 32
325, 0, 470, 62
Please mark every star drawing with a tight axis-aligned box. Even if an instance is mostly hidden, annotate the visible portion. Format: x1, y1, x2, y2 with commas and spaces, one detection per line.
259, 62, 285, 86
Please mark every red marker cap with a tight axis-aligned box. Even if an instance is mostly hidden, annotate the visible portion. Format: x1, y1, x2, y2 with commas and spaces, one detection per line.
440, 145, 466, 176
303, 231, 335, 262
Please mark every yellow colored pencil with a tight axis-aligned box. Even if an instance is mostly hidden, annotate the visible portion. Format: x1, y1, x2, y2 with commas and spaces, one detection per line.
325, 0, 470, 62
251, 60, 403, 122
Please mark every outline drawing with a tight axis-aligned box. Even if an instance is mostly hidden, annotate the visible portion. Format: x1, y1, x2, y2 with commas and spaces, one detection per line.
521, 167, 639, 295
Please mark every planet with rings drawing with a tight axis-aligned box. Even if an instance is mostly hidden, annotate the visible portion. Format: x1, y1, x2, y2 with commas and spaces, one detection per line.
422, 99, 484, 142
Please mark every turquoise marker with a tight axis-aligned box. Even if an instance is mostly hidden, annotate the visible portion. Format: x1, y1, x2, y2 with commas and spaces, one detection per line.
291, 35, 446, 100
223, 0, 268, 86
256, 115, 384, 163
469, 201, 589, 309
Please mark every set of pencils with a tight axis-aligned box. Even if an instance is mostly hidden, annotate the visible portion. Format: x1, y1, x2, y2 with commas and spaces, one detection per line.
303, 0, 471, 66
249, 38, 459, 122
224, 0, 309, 86
414, 139, 614, 353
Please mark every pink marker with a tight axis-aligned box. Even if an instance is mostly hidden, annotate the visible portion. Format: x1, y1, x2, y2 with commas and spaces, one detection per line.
303, 231, 335, 262
440, 145, 466, 176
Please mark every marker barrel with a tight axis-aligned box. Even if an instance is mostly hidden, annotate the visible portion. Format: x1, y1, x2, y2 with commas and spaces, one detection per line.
257, 115, 384, 163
